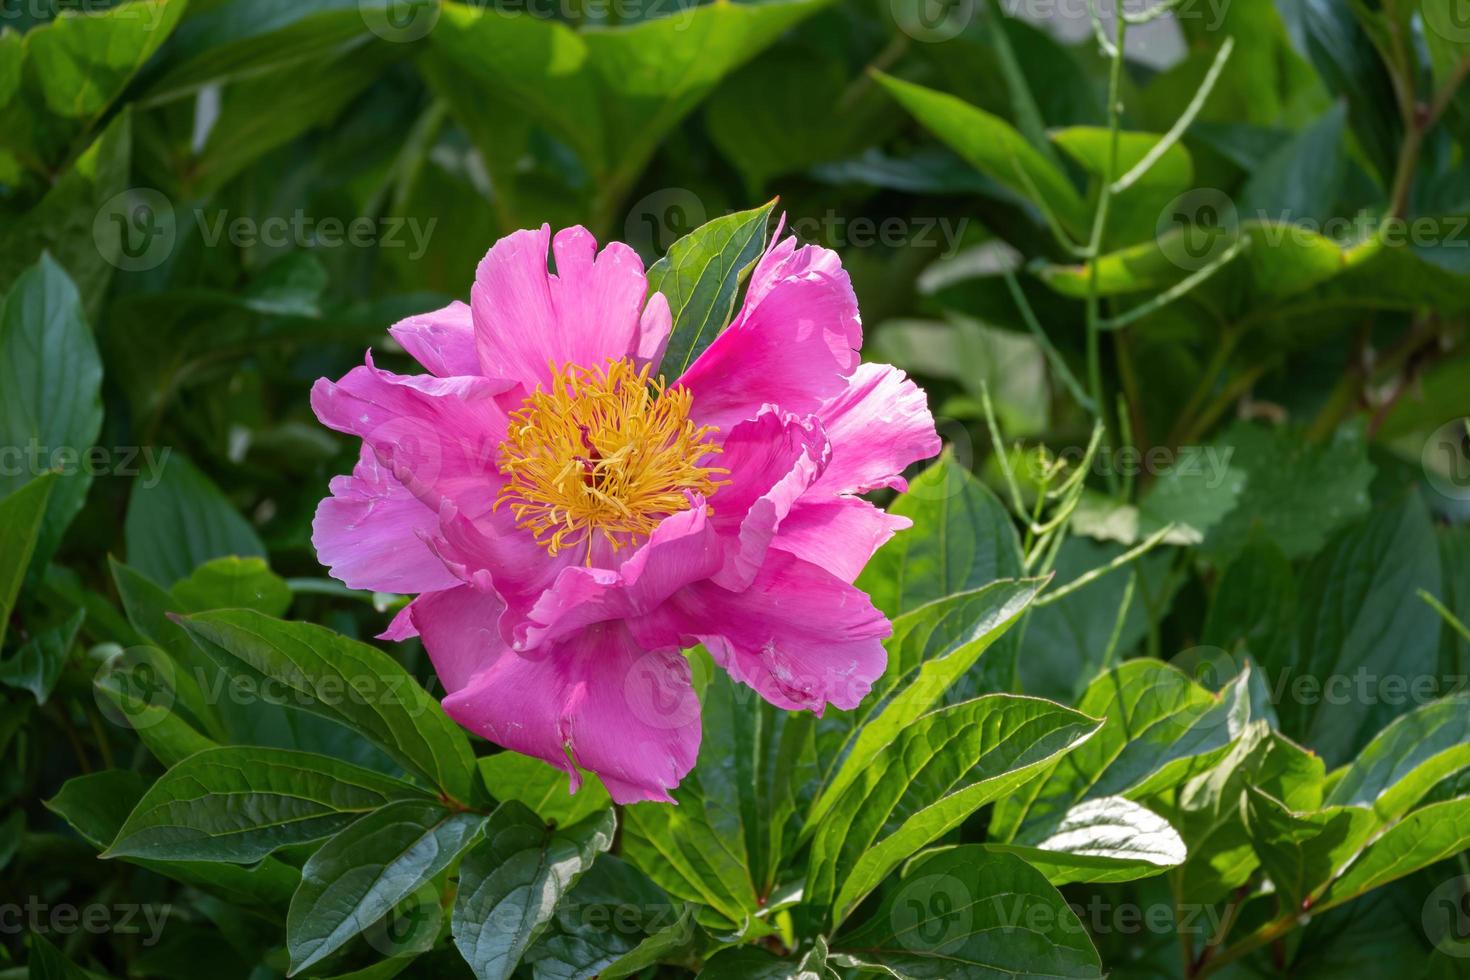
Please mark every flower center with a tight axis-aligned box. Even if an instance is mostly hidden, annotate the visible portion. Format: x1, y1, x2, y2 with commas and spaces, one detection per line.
495, 358, 727, 558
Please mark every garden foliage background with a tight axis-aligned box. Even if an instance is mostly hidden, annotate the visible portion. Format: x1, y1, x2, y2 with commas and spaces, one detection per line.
3, 0, 1470, 977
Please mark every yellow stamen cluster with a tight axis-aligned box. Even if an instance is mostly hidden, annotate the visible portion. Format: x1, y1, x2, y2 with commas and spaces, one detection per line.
495, 358, 727, 558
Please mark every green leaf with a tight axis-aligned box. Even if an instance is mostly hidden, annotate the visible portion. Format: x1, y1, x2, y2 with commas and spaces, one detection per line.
0, 0, 184, 171
874, 71, 1089, 238
523, 855, 683, 980
1168, 725, 1325, 902
1324, 692, 1470, 821
0, 608, 82, 703
1017, 538, 1177, 702
596, 904, 701, 980
807, 693, 1101, 925
987, 796, 1187, 885
0, 474, 57, 651
0, 109, 131, 314
647, 200, 775, 377
1237, 101, 1348, 226
452, 802, 614, 980
1279, 491, 1443, 766
993, 661, 1255, 845
430, 0, 829, 196
91, 645, 218, 767
810, 579, 1043, 833
1321, 796, 1470, 909
1242, 786, 1377, 911
288, 799, 488, 975
0, 254, 103, 567
176, 610, 477, 802
45, 768, 298, 907
104, 746, 427, 863
621, 671, 766, 927
170, 556, 293, 617
477, 754, 611, 828
858, 454, 1023, 618
27, 931, 90, 980
1202, 422, 1375, 563
124, 453, 267, 586
24, 0, 185, 119
1052, 127, 1195, 247
1202, 534, 1297, 667
833, 846, 1101, 978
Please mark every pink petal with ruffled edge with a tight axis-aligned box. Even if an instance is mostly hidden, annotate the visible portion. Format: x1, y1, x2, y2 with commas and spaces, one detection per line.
311, 354, 515, 511
633, 550, 889, 714
676, 239, 862, 434
770, 499, 912, 584
472, 225, 663, 390
809, 362, 942, 496
707, 410, 829, 590
515, 500, 722, 652
312, 444, 460, 595
388, 300, 480, 378
442, 620, 701, 804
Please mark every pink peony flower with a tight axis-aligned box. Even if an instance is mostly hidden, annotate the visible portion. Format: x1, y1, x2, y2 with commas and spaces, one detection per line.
311, 224, 941, 803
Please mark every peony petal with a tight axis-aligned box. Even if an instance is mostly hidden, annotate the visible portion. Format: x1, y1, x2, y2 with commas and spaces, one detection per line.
632, 550, 889, 714
810, 362, 942, 496
421, 499, 573, 644
378, 601, 421, 641
472, 225, 652, 389
388, 300, 480, 378
637, 289, 672, 372
442, 622, 701, 804
707, 410, 829, 590
312, 443, 461, 595
515, 501, 722, 651
311, 354, 515, 510
677, 238, 862, 434
410, 585, 508, 696
773, 498, 912, 584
